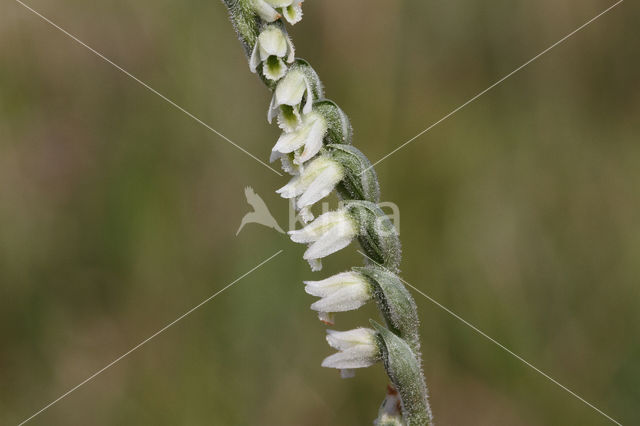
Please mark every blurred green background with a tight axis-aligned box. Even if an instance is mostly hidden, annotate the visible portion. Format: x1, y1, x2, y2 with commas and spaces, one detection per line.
1, 0, 638, 424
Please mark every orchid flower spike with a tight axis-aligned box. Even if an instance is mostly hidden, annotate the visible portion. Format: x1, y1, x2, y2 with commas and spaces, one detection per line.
304, 271, 372, 324
250, 25, 295, 81
322, 328, 381, 378
276, 155, 344, 221
288, 209, 357, 271
251, 0, 304, 25
222, 2, 433, 424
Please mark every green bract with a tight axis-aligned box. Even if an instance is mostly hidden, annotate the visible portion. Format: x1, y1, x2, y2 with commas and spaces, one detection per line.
372, 321, 433, 426
345, 200, 402, 272
313, 99, 353, 145
327, 144, 380, 204
355, 264, 420, 356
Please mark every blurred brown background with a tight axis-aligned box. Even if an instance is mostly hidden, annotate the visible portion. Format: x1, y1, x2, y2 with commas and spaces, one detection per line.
1, 0, 638, 424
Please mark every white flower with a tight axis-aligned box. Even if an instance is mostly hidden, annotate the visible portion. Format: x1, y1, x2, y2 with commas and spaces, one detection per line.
251, 0, 304, 25
276, 156, 343, 214
268, 69, 314, 131
304, 271, 372, 319
288, 210, 357, 271
249, 25, 295, 81
271, 111, 327, 166
281, 1, 304, 25
321, 328, 380, 370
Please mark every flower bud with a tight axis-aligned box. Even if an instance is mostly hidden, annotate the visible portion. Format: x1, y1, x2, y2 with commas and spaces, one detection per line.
321, 328, 381, 371
249, 24, 295, 81
288, 209, 357, 271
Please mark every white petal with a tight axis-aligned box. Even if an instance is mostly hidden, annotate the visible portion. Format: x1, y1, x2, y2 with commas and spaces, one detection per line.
304, 230, 354, 260
284, 155, 337, 198
267, 94, 278, 124
251, 0, 281, 22
288, 226, 320, 244
326, 328, 377, 350
302, 76, 314, 114
275, 70, 307, 106
288, 210, 351, 243
258, 26, 288, 60
321, 346, 379, 369
304, 272, 362, 297
310, 284, 370, 312
296, 163, 343, 208
273, 128, 307, 154
269, 149, 283, 163
295, 116, 327, 164
265, 0, 292, 6
249, 42, 261, 73
276, 176, 303, 199
285, 33, 296, 63
303, 214, 356, 260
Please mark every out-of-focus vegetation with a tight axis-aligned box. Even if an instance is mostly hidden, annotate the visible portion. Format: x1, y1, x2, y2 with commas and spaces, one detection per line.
1, 0, 638, 424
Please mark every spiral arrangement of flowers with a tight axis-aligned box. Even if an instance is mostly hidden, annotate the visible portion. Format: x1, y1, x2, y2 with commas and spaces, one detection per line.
222, 1, 433, 423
